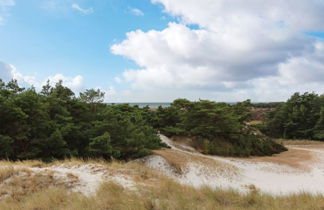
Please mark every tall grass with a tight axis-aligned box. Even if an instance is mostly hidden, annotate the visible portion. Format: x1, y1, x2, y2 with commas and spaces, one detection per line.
1, 180, 324, 210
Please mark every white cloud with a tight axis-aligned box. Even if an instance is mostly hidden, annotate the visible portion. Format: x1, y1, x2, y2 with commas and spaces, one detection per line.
0, 61, 14, 81
71, 3, 93, 15
0, 0, 14, 6
104, 85, 117, 101
44, 74, 85, 93
114, 77, 122, 83
41, 0, 72, 13
278, 42, 324, 85
130, 8, 144, 16
0, 61, 85, 93
0, 0, 15, 25
110, 0, 324, 102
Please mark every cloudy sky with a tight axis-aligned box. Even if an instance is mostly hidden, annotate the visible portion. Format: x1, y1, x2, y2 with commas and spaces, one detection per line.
1, 0, 324, 102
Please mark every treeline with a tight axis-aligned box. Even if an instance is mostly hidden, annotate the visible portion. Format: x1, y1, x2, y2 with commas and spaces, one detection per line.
252, 102, 284, 108
262, 92, 324, 140
0, 79, 164, 161
0, 78, 289, 161
149, 99, 286, 156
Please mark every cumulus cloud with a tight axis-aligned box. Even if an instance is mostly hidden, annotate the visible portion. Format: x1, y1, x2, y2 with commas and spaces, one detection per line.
130, 8, 144, 16
0, 61, 85, 93
152, 0, 324, 32
0, 0, 15, 25
104, 86, 117, 101
111, 0, 324, 101
44, 74, 85, 93
278, 42, 324, 85
0, 61, 14, 81
71, 3, 93, 15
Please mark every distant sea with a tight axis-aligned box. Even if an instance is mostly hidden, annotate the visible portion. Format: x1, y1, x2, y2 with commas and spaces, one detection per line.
108, 102, 171, 108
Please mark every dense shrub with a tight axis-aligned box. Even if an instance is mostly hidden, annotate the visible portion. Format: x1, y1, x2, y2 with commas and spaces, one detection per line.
0, 79, 163, 161
0, 78, 287, 160
264, 92, 324, 140
153, 99, 286, 156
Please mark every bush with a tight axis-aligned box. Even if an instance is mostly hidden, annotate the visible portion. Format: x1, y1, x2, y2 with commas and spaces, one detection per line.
0, 79, 164, 161
154, 99, 286, 157
264, 92, 324, 140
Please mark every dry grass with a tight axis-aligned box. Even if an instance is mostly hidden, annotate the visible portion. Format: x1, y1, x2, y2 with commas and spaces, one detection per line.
293, 144, 324, 150
153, 149, 238, 176
0, 167, 74, 201
1, 160, 324, 209
0, 160, 46, 168
276, 139, 324, 146
171, 136, 195, 145
243, 148, 315, 171
0, 167, 17, 182
0, 157, 110, 169
248, 120, 263, 125
1, 167, 324, 210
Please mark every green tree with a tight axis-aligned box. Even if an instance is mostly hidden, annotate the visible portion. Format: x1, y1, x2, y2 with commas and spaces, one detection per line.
89, 132, 113, 158
264, 92, 324, 140
155, 99, 286, 156
0, 135, 14, 159
6, 79, 25, 93
80, 89, 105, 103
314, 107, 324, 140
42, 130, 69, 160
80, 89, 105, 112
41, 80, 52, 96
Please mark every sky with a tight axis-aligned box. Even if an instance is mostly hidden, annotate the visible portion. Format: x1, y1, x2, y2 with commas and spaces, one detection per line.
1, 0, 324, 102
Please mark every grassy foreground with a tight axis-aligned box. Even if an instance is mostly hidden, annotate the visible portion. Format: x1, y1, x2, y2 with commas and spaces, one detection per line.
0, 160, 324, 210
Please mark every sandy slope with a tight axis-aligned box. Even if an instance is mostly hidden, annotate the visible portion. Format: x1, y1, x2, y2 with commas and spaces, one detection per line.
0, 163, 136, 197
2, 136, 324, 197
142, 135, 324, 195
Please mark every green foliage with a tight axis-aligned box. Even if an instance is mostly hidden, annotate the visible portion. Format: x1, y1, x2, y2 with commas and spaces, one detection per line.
0, 78, 287, 160
154, 99, 286, 157
252, 102, 285, 108
80, 89, 105, 104
264, 92, 324, 140
0, 135, 14, 159
89, 132, 113, 158
39, 130, 70, 160
0, 79, 163, 161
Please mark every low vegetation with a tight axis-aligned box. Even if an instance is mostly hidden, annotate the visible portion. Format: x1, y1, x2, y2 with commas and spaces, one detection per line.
0, 160, 324, 210
251, 102, 284, 109
151, 99, 286, 156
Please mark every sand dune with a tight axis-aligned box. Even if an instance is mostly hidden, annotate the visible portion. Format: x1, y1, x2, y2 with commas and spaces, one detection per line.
142, 135, 324, 195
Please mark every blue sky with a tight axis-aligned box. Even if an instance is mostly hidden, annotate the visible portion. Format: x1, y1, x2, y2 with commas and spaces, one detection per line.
0, 0, 175, 94
1, 0, 324, 102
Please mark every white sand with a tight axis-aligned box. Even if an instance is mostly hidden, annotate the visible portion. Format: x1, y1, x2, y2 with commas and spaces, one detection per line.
42, 164, 105, 196
0, 163, 136, 196
145, 135, 324, 195
37, 164, 137, 195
